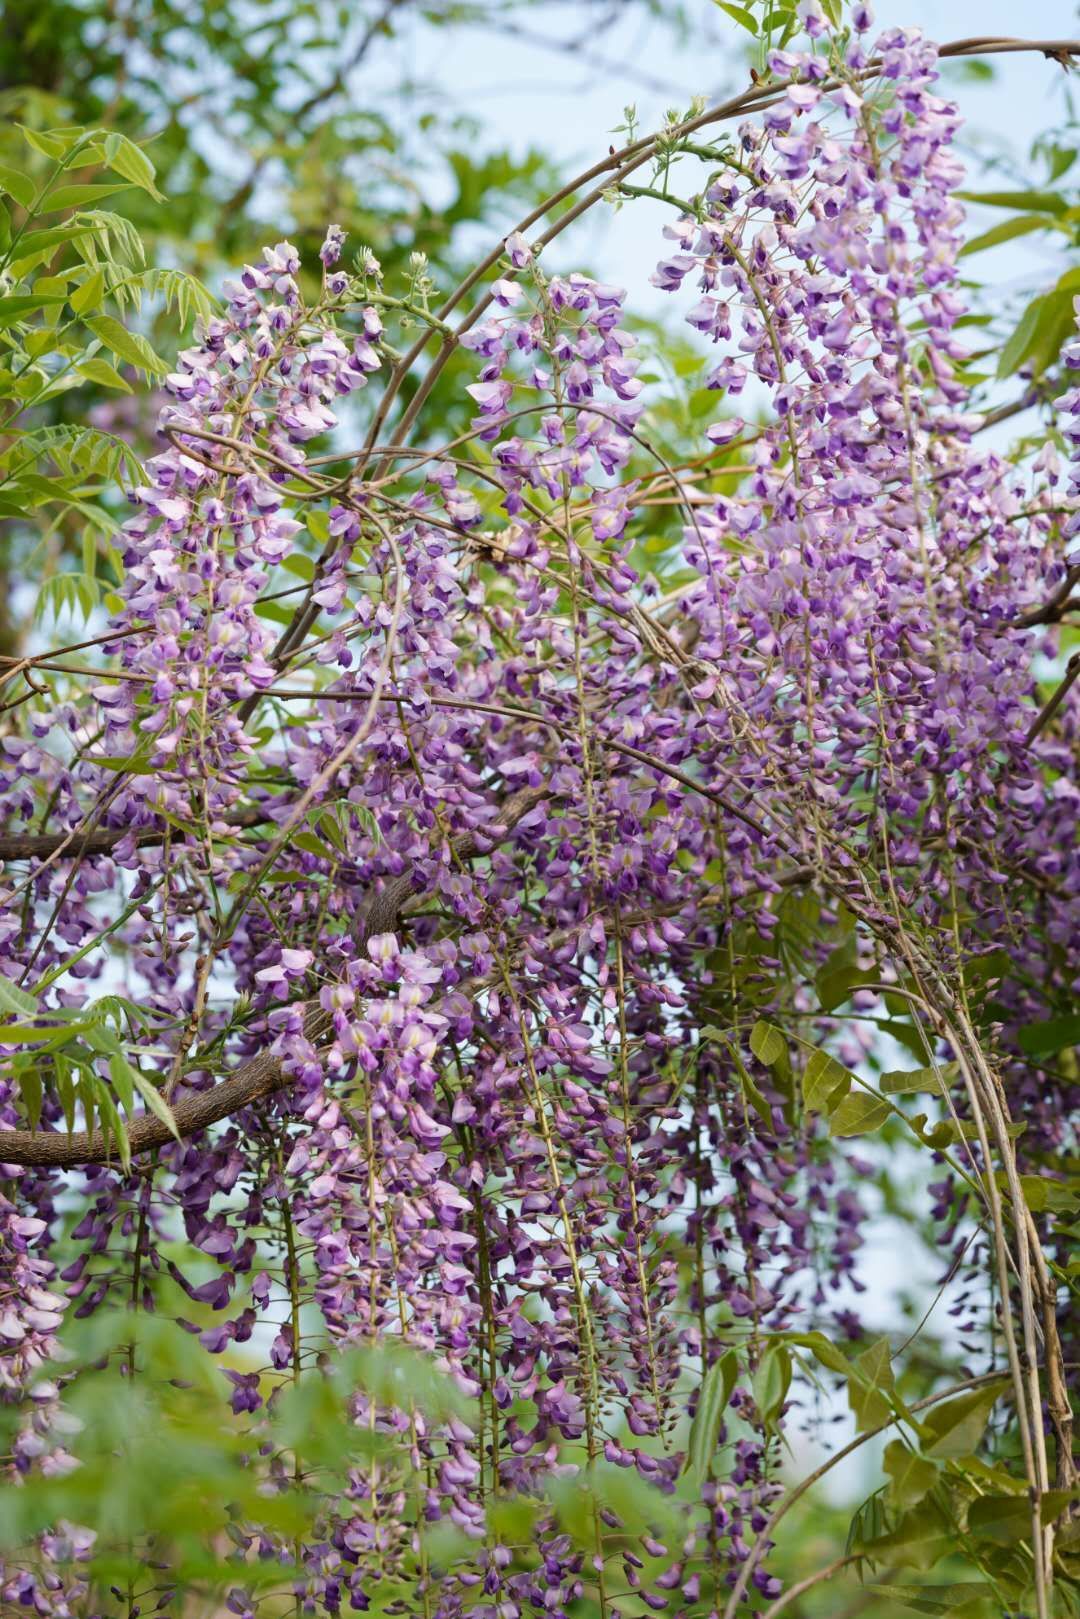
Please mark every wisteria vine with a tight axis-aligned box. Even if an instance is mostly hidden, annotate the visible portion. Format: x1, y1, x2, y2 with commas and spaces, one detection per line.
0, 14, 1078, 1619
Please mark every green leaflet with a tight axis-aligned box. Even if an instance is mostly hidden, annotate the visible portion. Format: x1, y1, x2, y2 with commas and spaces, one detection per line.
830, 1091, 890, 1136
712, 1, 758, 32
0, 293, 67, 326
7, 222, 102, 263
684, 1349, 738, 1482
101, 132, 165, 201
81, 1023, 181, 1142
84, 313, 168, 378
880, 1065, 949, 1095
75, 356, 132, 392
69, 266, 105, 314
15, 1062, 44, 1130
773, 1329, 850, 1376
956, 188, 1068, 214
855, 1498, 956, 1573
130, 1071, 181, 1140
919, 1381, 1009, 1460
848, 1337, 895, 1431
749, 1018, 786, 1066
0, 975, 40, 1018
91, 1077, 131, 1171
997, 267, 1080, 379
870, 1584, 996, 1616
751, 1342, 791, 1431
883, 1440, 939, 1511
0, 163, 35, 207
960, 213, 1063, 257
967, 1489, 1076, 1544
802, 1047, 852, 1113
815, 935, 877, 1011
1016, 1011, 1080, 1056
998, 1172, 1079, 1214
41, 182, 132, 210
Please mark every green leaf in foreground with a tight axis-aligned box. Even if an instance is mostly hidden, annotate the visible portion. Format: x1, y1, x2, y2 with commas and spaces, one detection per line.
802, 1048, 852, 1113
883, 1440, 939, 1511
0, 976, 40, 1018
830, 1090, 890, 1136
870, 1583, 997, 1616
684, 1349, 738, 1482
848, 1337, 896, 1431
749, 1019, 786, 1066
85, 313, 168, 377
919, 1381, 1009, 1460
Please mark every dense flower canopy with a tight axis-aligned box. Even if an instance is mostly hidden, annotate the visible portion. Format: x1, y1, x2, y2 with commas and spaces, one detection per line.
0, 13, 1077, 1619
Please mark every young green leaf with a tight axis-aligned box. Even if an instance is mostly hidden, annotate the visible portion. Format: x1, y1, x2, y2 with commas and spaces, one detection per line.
19, 125, 93, 161
960, 214, 1059, 257
956, 188, 1067, 214
727, 1043, 773, 1126
75, 357, 132, 392
815, 937, 876, 1011
0, 976, 40, 1018
7, 224, 101, 262
749, 1019, 786, 1066
0, 164, 35, 209
869, 1583, 994, 1616
93, 1077, 131, 1172
847, 1337, 895, 1431
1016, 1011, 1080, 1057
920, 1381, 1008, 1460
752, 1343, 791, 1430
0, 294, 67, 328
684, 1349, 738, 1483
802, 1048, 852, 1113
43, 182, 132, 211
880, 1066, 948, 1095
713, 0, 758, 31
16, 1063, 44, 1131
997, 272, 1080, 379
70, 268, 106, 316
966, 1493, 1036, 1545
84, 314, 168, 378
101, 133, 165, 202
292, 831, 336, 861
779, 1330, 850, 1377
854, 1499, 955, 1572
883, 1439, 939, 1511
131, 1072, 181, 1141
830, 1091, 890, 1137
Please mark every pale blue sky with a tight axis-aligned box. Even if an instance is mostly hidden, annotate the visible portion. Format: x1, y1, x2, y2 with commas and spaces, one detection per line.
395, 0, 1077, 314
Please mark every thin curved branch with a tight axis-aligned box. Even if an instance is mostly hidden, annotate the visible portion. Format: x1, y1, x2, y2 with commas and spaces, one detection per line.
758, 1554, 863, 1619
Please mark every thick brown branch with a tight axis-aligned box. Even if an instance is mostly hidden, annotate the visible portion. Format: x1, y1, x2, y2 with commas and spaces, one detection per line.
1017, 564, 1080, 629
0, 806, 276, 864
1026, 650, 1080, 743
0, 785, 546, 1168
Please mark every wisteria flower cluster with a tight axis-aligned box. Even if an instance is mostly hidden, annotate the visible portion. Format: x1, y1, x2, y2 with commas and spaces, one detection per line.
0, 14, 1077, 1619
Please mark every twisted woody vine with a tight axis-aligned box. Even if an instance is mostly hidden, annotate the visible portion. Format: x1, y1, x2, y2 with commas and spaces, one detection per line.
0, 7, 1078, 1618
